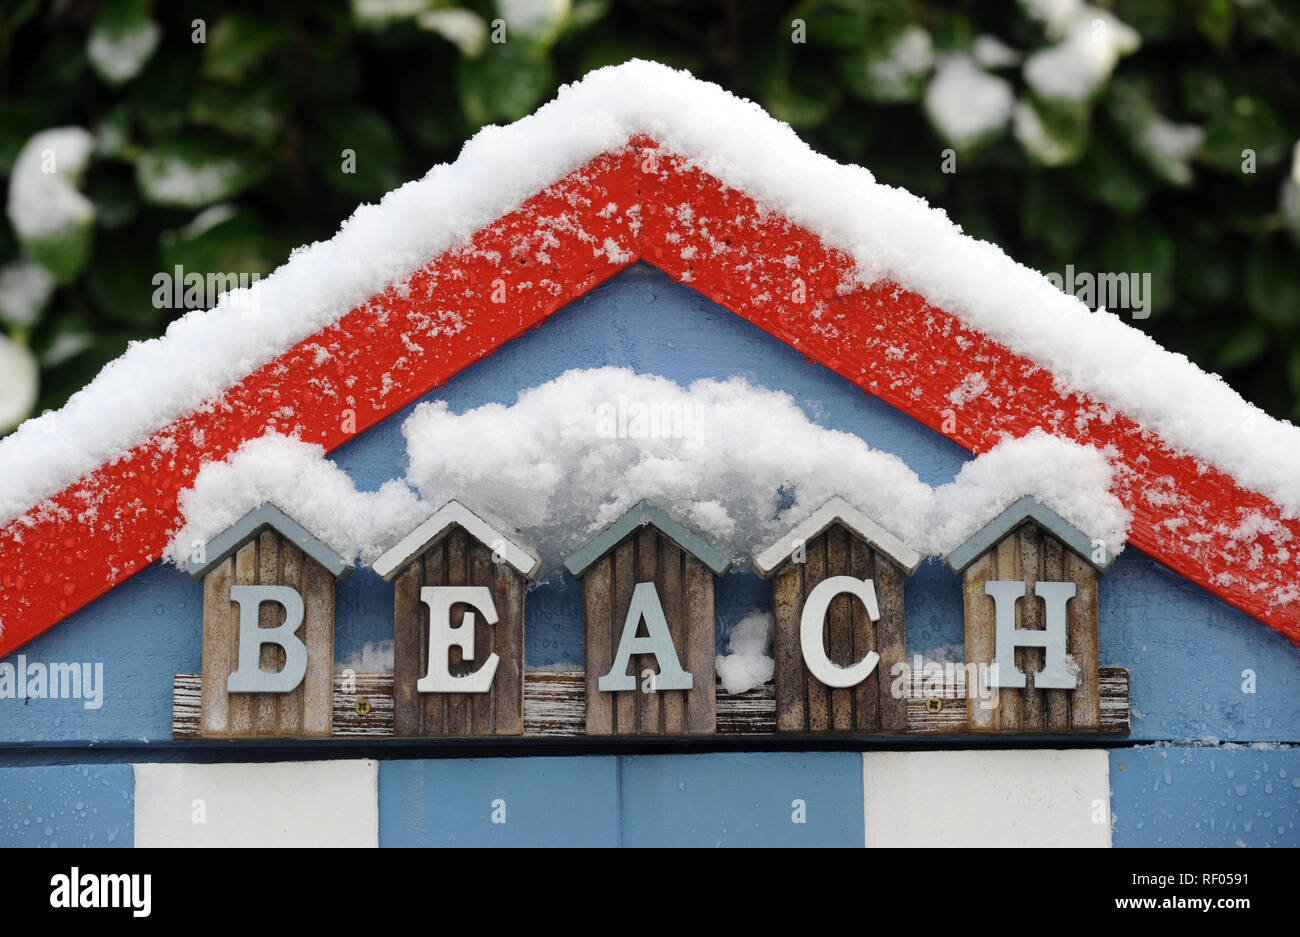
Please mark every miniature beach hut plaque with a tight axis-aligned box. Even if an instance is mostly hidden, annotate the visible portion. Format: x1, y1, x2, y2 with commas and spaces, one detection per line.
945, 497, 1112, 734
372, 501, 539, 737
188, 504, 349, 739
565, 502, 729, 736
755, 498, 923, 734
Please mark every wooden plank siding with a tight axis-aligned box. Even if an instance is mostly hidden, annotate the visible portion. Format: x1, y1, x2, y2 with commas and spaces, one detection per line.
961, 521, 1101, 733
175, 668, 1130, 739
583, 528, 716, 736
199, 529, 333, 738
390, 525, 526, 737
772, 522, 908, 734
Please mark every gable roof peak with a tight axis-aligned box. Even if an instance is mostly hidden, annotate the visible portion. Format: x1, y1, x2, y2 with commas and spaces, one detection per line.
184, 502, 353, 582
370, 499, 539, 581
943, 495, 1118, 575
753, 496, 923, 577
564, 500, 730, 578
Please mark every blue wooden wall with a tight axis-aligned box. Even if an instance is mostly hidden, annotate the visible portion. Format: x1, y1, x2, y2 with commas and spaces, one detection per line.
1, 263, 1297, 846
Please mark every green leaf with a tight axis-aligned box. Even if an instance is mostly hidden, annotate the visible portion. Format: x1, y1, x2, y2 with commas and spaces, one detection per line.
417, 8, 488, 56
308, 107, 405, 197
1215, 324, 1267, 370
1071, 132, 1153, 213
0, 101, 48, 175
1013, 96, 1090, 167
89, 175, 138, 230
189, 80, 290, 146
753, 37, 842, 129
87, 236, 166, 327
159, 207, 278, 283
456, 42, 554, 128
10, 129, 98, 284
132, 56, 196, 138
1097, 219, 1177, 316
136, 137, 268, 209
1196, 0, 1236, 49
202, 14, 287, 82
1020, 176, 1088, 257
797, 0, 870, 49
1244, 243, 1300, 327
20, 223, 94, 286
1200, 93, 1291, 172
86, 0, 160, 87
835, 24, 933, 104
1177, 238, 1234, 306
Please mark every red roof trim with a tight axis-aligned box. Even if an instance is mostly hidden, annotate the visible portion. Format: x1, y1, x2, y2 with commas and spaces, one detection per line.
2, 137, 1297, 655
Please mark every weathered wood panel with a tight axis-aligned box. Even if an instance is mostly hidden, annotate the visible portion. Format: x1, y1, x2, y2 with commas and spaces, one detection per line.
1067, 551, 1101, 730
176, 668, 1130, 739
850, 538, 878, 731
804, 534, 829, 732
199, 557, 233, 736
1018, 525, 1044, 732
583, 554, 614, 735
1042, 535, 1070, 732
772, 560, 804, 732
962, 523, 1100, 734
659, 539, 685, 734
200, 530, 333, 739
581, 529, 716, 736
773, 523, 907, 734
683, 554, 716, 734
390, 525, 526, 737
963, 550, 997, 732
874, 550, 907, 733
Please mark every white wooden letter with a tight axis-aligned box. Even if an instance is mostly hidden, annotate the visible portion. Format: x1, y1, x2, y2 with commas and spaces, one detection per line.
417, 586, 500, 693
227, 585, 308, 693
801, 576, 881, 688
598, 582, 693, 692
985, 580, 1077, 689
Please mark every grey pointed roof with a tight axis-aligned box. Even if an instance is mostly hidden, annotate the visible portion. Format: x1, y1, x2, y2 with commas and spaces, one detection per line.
752, 496, 924, 577
563, 500, 730, 578
370, 499, 540, 581
943, 495, 1117, 575
184, 503, 353, 581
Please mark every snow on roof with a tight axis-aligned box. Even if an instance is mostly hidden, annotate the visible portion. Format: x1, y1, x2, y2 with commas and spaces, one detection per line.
371, 499, 540, 581
165, 433, 422, 569
165, 371, 1128, 581
0, 59, 1295, 537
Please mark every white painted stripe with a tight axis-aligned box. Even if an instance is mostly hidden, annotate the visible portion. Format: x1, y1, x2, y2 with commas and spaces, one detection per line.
862, 749, 1110, 847
133, 760, 378, 847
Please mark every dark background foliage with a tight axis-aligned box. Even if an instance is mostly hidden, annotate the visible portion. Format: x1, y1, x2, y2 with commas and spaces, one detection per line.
1, 0, 1297, 430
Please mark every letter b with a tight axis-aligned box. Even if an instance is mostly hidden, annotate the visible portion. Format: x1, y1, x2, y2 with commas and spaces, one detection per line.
226, 586, 308, 692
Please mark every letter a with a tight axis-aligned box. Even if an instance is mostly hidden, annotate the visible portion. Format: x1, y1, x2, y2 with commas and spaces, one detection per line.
598, 582, 693, 692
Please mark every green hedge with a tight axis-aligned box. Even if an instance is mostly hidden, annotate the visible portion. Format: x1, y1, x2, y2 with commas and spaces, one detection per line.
0, 0, 1296, 432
